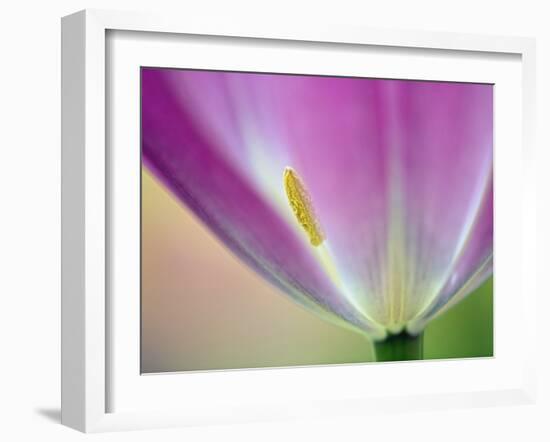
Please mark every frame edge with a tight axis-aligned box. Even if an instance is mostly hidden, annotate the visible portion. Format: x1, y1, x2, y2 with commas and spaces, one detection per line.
61, 9, 108, 433
61, 9, 87, 432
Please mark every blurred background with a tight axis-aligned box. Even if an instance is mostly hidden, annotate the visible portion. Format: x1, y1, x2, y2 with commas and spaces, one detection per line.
141, 169, 493, 373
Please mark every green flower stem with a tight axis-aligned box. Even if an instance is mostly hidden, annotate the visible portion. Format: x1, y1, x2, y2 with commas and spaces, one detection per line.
374, 331, 424, 362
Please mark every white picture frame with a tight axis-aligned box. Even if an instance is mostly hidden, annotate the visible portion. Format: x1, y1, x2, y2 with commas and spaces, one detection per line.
61, 9, 537, 433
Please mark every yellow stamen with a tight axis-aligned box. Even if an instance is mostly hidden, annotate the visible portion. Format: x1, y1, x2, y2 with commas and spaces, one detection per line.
283, 167, 325, 247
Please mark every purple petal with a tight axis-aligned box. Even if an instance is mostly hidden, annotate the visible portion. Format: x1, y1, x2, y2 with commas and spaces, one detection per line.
259, 78, 494, 330
393, 81, 493, 328
141, 68, 385, 338
142, 67, 493, 336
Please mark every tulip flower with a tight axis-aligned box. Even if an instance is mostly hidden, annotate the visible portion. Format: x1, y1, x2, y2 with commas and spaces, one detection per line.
141, 67, 493, 361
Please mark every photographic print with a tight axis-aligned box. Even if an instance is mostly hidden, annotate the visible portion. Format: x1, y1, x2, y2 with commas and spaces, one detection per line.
141, 68, 493, 373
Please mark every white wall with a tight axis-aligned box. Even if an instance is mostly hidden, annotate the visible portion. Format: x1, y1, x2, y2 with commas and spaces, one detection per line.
0, 0, 548, 440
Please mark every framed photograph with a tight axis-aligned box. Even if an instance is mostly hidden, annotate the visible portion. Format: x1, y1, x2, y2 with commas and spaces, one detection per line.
61, 9, 537, 433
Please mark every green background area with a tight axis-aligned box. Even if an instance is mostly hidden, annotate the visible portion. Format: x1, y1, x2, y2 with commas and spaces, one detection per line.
423, 277, 493, 360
